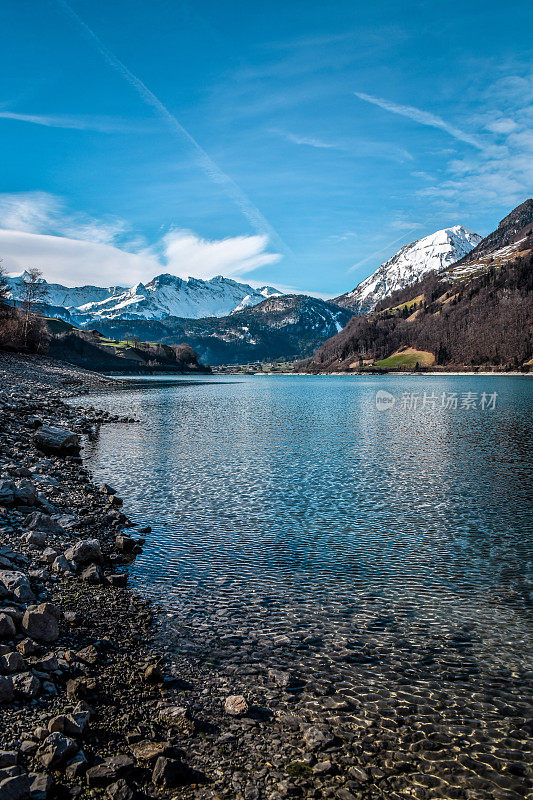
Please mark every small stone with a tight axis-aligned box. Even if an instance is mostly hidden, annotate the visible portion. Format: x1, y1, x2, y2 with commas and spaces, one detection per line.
114, 535, 135, 554
51, 556, 74, 575
158, 705, 195, 734
267, 669, 300, 688
302, 726, 334, 751
0, 754, 18, 769
33, 426, 80, 457
39, 549, 57, 565
106, 780, 133, 800
16, 640, 39, 657
19, 743, 38, 758
130, 741, 171, 765
28, 773, 52, 800
80, 564, 102, 584
14, 481, 38, 507
0, 615, 16, 639
0, 652, 25, 673
21, 532, 46, 549
74, 646, 98, 665
151, 757, 188, 789
12, 673, 40, 700
31, 654, 58, 673
64, 751, 87, 780
313, 761, 333, 774
224, 695, 249, 716
85, 756, 134, 787
0, 572, 34, 604
144, 664, 164, 684
48, 713, 89, 738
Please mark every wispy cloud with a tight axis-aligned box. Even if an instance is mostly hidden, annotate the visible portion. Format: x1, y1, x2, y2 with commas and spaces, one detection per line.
274, 129, 336, 149
0, 110, 147, 133
0, 192, 128, 245
163, 230, 280, 280
55, 0, 289, 255
0, 192, 281, 286
354, 91, 485, 150
416, 70, 533, 208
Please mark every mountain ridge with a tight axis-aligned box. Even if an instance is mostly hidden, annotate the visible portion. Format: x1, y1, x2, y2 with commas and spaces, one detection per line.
334, 225, 481, 314
5, 272, 282, 323
81, 294, 354, 366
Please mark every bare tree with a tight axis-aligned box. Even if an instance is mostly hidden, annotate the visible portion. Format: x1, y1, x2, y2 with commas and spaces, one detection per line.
20, 267, 48, 344
0, 261, 9, 311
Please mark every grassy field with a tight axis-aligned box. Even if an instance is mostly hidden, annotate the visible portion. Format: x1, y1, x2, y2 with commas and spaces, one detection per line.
374, 348, 435, 370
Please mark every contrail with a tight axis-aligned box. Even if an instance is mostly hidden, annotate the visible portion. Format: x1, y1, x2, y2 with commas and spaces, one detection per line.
54, 0, 289, 254
354, 91, 485, 151
347, 227, 424, 274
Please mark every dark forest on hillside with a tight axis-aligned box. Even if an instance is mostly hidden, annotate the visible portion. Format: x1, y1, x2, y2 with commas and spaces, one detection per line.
302, 253, 533, 370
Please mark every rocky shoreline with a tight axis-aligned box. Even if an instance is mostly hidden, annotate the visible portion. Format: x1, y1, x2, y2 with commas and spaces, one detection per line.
1, 354, 531, 800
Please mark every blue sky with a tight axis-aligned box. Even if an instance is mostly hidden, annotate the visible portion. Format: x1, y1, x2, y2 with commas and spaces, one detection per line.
0, 0, 532, 294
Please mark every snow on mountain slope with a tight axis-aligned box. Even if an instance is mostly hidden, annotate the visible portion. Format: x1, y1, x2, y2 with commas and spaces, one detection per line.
6, 271, 126, 308
334, 226, 482, 314
231, 285, 282, 313
6, 272, 283, 322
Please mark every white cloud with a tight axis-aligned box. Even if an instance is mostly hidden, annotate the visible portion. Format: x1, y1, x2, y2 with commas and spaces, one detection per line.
390, 215, 424, 232
274, 130, 336, 149
163, 230, 281, 280
0, 192, 60, 233
416, 70, 533, 208
0, 192, 128, 245
354, 91, 485, 150
485, 117, 518, 135
0, 196, 282, 287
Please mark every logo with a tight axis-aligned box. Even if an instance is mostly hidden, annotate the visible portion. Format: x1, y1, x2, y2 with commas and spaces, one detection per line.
375, 390, 396, 411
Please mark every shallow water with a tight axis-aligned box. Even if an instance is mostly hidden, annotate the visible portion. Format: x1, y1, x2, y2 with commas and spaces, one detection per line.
74, 374, 533, 798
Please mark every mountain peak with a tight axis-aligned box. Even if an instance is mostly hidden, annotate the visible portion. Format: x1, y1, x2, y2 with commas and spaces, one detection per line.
6, 272, 285, 324
333, 225, 481, 314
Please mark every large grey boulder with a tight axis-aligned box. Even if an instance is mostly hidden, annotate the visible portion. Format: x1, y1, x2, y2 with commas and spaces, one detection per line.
0, 482, 16, 507
0, 572, 34, 604
37, 733, 78, 769
23, 513, 64, 534
11, 672, 40, 700
13, 481, 38, 507
21, 604, 60, 643
33, 427, 80, 457
64, 540, 102, 566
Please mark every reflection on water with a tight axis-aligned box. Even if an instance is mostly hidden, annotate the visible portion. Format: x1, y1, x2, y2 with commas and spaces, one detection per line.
74, 375, 533, 798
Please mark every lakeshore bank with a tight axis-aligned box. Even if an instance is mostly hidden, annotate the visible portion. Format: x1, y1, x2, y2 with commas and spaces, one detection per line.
1, 354, 531, 800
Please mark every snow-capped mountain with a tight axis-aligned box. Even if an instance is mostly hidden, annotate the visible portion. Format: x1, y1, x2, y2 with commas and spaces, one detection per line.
5, 272, 283, 323
5, 271, 127, 308
334, 226, 482, 313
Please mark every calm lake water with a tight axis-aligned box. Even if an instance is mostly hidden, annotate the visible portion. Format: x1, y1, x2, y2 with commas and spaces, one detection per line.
73, 374, 533, 797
